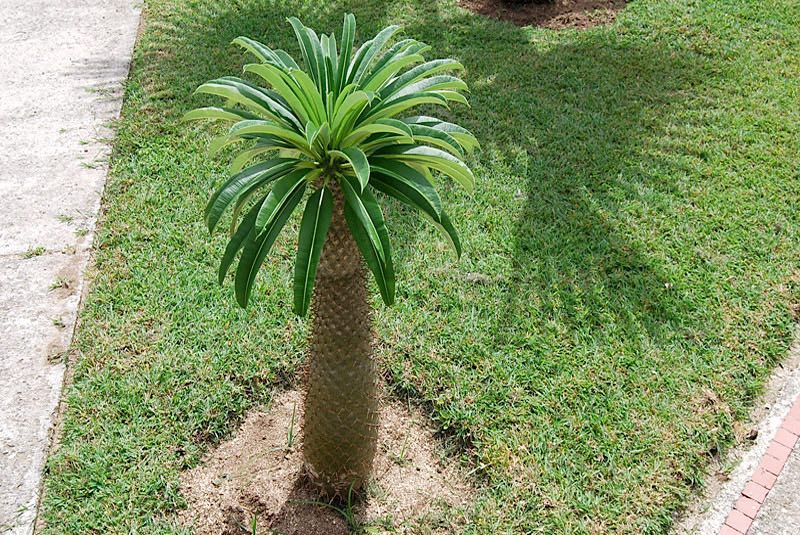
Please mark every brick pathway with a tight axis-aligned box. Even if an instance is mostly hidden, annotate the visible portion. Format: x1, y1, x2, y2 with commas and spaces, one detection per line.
719, 395, 800, 534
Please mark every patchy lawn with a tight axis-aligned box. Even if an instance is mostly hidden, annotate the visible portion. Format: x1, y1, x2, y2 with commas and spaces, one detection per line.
41, 0, 800, 533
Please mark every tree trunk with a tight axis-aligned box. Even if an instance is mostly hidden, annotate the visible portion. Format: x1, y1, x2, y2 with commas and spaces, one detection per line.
302, 182, 379, 498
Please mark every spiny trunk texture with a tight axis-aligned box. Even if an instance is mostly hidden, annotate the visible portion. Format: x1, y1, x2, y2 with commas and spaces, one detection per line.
303, 183, 379, 497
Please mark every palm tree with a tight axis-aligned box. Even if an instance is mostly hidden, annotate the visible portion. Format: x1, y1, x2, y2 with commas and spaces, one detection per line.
185, 14, 477, 497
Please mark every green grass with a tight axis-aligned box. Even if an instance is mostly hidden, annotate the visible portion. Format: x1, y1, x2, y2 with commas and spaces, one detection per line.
41, 0, 800, 533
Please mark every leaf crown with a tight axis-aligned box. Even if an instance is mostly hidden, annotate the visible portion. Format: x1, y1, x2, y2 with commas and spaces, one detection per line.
185, 14, 478, 314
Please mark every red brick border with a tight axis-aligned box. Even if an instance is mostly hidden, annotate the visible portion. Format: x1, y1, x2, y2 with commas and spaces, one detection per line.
720, 394, 800, 534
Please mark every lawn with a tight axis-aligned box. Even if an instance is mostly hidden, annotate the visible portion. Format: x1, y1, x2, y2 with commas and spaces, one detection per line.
40, 0, 800, 533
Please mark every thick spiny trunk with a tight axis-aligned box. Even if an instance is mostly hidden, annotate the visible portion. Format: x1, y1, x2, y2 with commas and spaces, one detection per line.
302, 183, 379, 497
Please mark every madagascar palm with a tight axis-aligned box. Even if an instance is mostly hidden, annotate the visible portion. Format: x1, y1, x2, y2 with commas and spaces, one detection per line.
185, 14, 477, 497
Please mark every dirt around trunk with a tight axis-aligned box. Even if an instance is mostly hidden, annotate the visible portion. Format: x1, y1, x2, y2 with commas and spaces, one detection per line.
459, 0, 627, 29
179, 390, 475, 534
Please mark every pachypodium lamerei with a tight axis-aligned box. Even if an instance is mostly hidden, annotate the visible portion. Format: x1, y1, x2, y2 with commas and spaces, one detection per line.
185, 13, 477, 497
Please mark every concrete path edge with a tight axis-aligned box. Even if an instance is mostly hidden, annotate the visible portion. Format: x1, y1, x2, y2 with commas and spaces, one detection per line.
0, 2, 142, 533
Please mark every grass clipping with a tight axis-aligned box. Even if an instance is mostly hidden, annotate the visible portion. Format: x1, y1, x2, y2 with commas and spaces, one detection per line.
179, 391, 474, 534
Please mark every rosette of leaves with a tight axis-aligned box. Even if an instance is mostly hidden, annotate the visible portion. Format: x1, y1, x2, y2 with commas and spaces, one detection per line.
185, 13, 477, 497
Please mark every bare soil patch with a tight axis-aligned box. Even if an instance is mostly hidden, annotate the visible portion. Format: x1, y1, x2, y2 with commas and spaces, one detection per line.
179, 390, 475, 534
459, 0, 627, 29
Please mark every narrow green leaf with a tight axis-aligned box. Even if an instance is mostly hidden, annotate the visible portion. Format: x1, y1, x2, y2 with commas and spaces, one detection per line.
361, 92, 448, 123
390, 75, 468, 101
332, 90, 371, 135
351, 25, 401, 85
232, 36, 299, 69
381, 59, 462, 97
376, 145, 475, 193
305, 121, 319, 148
196, 77, 301, 129
342, 118, 413, 146
232, 120, 312, 154
234, 173, 306, 307
340, 176, 384, 263
287, 17, 321, 88
293, 187, 333, 315
243, 64, 311, 126
205, 158, 296, 232
254, 170, 308, 233
230, 143, 278, 174
434, 211, 462, 258
402, 116, 480, 151
370, 158, 442, 218
331, 148, 370, 191
370, 176, 461, 258
305, 27, 327, 95
337, 14, 356, 95
343, 184, 395, 305
182, 107, 261, 123
218, 198, 263, 284
406, 123, 465, 157
289, 68, 326, 124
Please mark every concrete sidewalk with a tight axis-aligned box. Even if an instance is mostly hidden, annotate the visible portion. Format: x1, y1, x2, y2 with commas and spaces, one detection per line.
0, 1, 140, 533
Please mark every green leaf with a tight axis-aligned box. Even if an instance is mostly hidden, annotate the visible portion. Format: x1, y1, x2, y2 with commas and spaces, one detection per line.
381, 59, 463, 99
229, 143, 278, 174
429, 210, 462, 259
376, 145, 475, 193
323, 33, 338, 92
289, 68, 326, 124
351, 25, 402, 85
287, 17, 321, 88
275, 50, 301, 70
254, 169, 308, 233
234, 172, 306, 307
305, 121, 319, 148
336, 14, 356, 95
205, 158, 296, 232
405, 123, 465, 157
402, 116, 480, 152
369, 158, 442, 219
340, 177, 384, 263
293, 187, 333, 316
196, 77, 300, 129
231, 120, 312, 154
362, 92, 449, 123
390, 75, 468, 100
182, 107, 261, 123
243, 64, 312, 126
361, 39, 422, 92
370, 176, 461, 259
342, 183, 395, 305
332, 90, 371, 138
232, 36, 299, 69
218, 197, 264, 284
342, 118, 414, 146
438, 90, 470, 106
331, 148, 370, 191
306, 26, 328, 95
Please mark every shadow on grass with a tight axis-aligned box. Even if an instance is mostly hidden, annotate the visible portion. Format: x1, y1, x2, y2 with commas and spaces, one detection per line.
402, 3, 704, 345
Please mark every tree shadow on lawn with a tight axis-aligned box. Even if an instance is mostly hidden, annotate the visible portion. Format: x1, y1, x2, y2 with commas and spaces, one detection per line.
382, 4, 726, 529
135, 0, 719, 529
